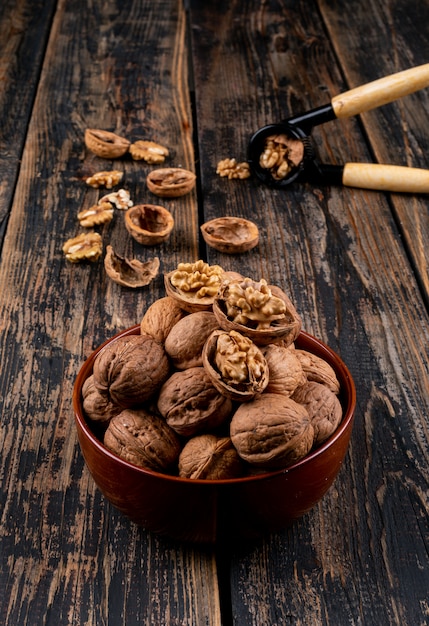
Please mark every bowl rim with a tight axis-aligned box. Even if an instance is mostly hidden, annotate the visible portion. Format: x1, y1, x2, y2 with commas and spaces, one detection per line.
73, 324, 356, 486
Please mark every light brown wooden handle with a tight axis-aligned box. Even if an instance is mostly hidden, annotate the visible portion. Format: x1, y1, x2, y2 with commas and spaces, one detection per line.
342, 163, 429, 193
331, 64, 429, 118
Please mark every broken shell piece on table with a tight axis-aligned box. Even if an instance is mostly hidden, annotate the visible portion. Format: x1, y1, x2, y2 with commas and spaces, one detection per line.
104, 245, 159, 288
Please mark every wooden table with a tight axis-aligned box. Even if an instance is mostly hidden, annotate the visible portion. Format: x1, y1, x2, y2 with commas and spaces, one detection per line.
1, 0, 428, 623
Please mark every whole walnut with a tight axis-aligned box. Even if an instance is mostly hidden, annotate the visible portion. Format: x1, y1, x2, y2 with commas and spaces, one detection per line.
157, 367, 233, 436
140, 296, 187, 344
178, 434, 243, 479
262, 343, 306, 396
93, 334, 170, 408
164, 311, 219, 370
82, 374, 121, 423
292, 381, 343, 445
104, 408, 182, 472
230, 393, 314, 469
294, 349, 340, 394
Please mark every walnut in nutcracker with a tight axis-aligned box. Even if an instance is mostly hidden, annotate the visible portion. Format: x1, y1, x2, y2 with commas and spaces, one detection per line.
230, 393, 314, 470
93, 334, 170, 408
104, 408, 182, 473
157, 366, 233, 437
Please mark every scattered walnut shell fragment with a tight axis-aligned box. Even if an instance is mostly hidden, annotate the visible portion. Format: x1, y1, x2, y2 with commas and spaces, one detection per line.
201, 217, 259, 254
146, 167, 196, 197
77, 202, 114, 227
104, 409, 182, 473
85, 129, 130, 158
100, 188, 133, 210
125, 204, 174, 245
140, 296, 187, 344
178, 434, 243, 480
165, 311, 219, 370
165, 260, 225, 312
203, 329, 269, 401
216, 158, 251, 180
292, 381, 343, 446
85, 170, 123, 189
104, 245, 160, 288
230, 393, 314, 469
129, 140, 169, 164
62, 232, 102, 263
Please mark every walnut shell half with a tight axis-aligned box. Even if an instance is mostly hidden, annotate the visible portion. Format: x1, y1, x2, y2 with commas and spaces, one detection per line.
201, 217, 259, 253
125, 204, 174, 245
104, 245, 159, 288
230, 393, 314, 470
84, 129, 130, 158
146, 167, 196, 198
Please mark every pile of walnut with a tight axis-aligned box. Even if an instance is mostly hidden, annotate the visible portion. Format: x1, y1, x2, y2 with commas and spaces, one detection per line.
82, 260, 343, 480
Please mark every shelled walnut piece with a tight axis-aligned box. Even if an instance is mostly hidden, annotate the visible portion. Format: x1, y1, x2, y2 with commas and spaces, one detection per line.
216, 158, 251, 180
82, 261, 343, 478
129, 140, 169, 164
63, 231, 103, 262
85, 170, 123, 189
77, 202, 114, 227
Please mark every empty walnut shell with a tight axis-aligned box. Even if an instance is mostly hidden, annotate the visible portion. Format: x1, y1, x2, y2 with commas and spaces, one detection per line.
201, 217, 259, 253
84, 129, 130, 158
178, 435, 243, 480
124, 204, 174, 245
213, 278, 302, 346
104, 245, 159, 288
146, 167, 196, 198
202, 329, 269, 402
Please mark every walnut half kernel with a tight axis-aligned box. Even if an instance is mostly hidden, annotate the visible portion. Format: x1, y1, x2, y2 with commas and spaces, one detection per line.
63, 232, 103, 263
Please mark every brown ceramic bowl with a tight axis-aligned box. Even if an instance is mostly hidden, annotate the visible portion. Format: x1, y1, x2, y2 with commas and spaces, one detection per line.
73, 325, 356, 544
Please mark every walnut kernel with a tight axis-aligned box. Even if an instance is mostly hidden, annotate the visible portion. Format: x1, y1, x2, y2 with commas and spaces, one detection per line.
129, 140, 169, 164
63, 232, 102, 263
216, 158, 251, 179
77, 202, 114, 227
85, 170, 123, 189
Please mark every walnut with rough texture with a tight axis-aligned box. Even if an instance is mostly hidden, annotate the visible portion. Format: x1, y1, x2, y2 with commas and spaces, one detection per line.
129, 140, 169, 164
99, 189, 133, 210
262, 343, 306, 396
85, 129, 130, 158
140, 296, 187, 344
201, 217, 259, 253
164, 311, 219, 370
292, 381, 343, 446
124, 204, 174, 245
82, 375, 121, 424
259, 134, 304, 180
63, 232, 102, 263
157, 366, 233, 437
146, 167, 196, 197
93, 334, 170, 408
202, 329, 269, 401
178, 434, 243, 479
104, 245, 159, 288
295, 349, 340, 394
165, 260, 225, 312
104, 408, 182, 472
77, 202, 114, 227
230, 393, 314, 469
85, 170, 123, 189
216, 158, 251, 179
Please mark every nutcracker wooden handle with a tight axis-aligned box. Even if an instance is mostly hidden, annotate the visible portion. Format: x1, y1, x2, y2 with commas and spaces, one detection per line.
342, 163, 429, 193
332, 64, 429, 118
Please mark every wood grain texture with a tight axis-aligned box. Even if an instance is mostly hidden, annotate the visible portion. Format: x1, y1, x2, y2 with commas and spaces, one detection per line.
189, 0, 429, 624
0, 1, 219, 625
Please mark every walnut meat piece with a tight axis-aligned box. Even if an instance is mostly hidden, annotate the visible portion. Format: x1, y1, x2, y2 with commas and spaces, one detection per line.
129, 140, 169, 164
295, 349, 341, 394
216, 158, 251, 180
157, 367, 233, 437
259, 134, 304, 180
82, 375, 121, 424
202, 329, 269, 401
230, 393, 314, 469
146, 167, 196, 198
77, 202, 114, 227
104, 408, 182, 473
262, 344, 306, 397
292, 381, 343, 446
165, 311, 219, 370
124, 204, 174, 245
85, 170, 123, 189
104, 245, 159, 288
178, 435, 243, 480
85, 129, 130, 158
201, 217, 259, 254
62, 232, 102, 263
99, 189, 133, 210
93, 334, 170, 408
165, 260, 225, 312
140, 296, 187, 344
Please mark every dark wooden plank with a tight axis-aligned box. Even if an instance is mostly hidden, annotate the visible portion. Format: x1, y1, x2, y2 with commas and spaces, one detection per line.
189, 0, 429, 624
0, 0, 220, 624
0, 0, 58, 240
